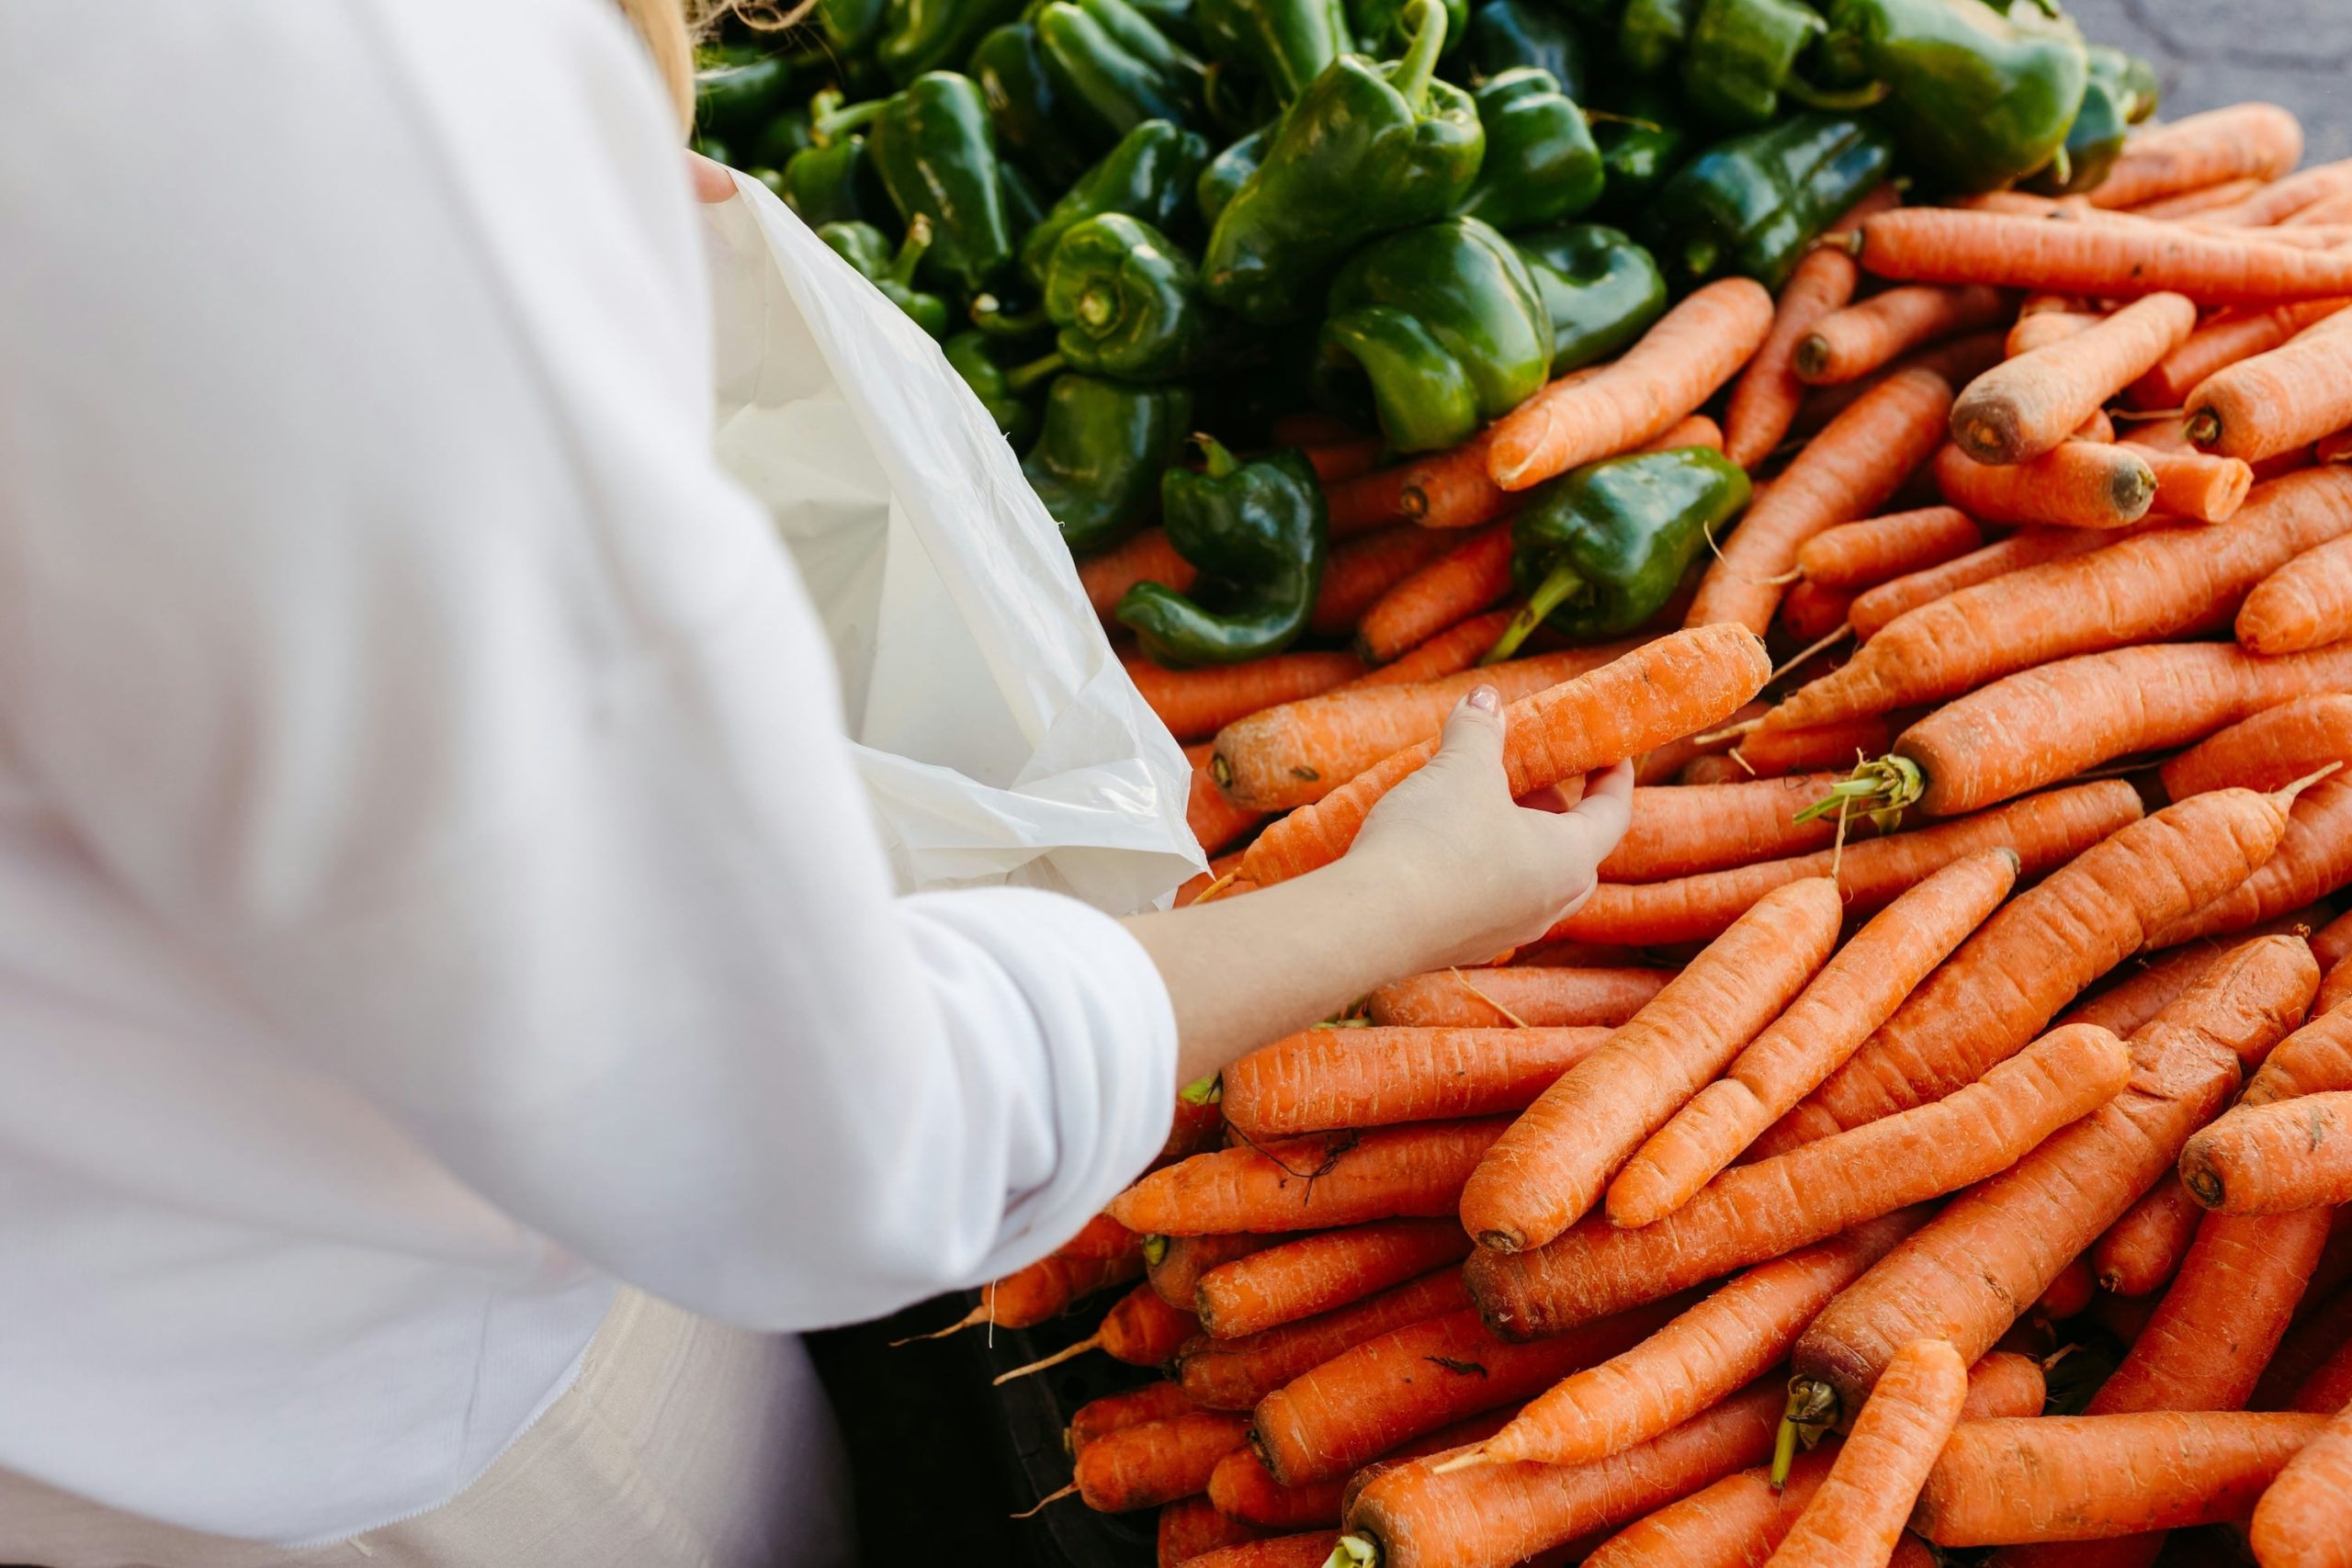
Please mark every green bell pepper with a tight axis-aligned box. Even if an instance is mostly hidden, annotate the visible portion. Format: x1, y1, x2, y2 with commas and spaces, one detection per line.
946, 332, 1058, 446
1457, 68, 1604, 233
1044, 214, 1221, 379
1816, 0, 2089, 195
1680, 0, 1831, 128
1348, 0, 1468, 57
751, 107, 817, 172
1001, 159, 1050, 237
783, 91, 896, 230
1023, 375, 1195, 553
1644, 112, 1894, 290
1022, 119, 1215, 284
877, 0, 1026, 85
819, 218, 952, 337
2026, 43, 2158, 197
1587, 80, 1690, 215
694, 46, 794, 145
1197, 0, 1354, 103
1512, 223, 1668, 376
868, 73, 1017, 294
1465, 1, 1595, 102
1036, 0, 1213, 141
1484, 446, 1751, 661
1618, 0, 1697, 75
1204, 0, 1485, 323
1196, 123, 1275, 227
969, 22, 1096, 186
816, 0, 890, 56
1316, 216, 1554, 454
1118, 438, 1329, 664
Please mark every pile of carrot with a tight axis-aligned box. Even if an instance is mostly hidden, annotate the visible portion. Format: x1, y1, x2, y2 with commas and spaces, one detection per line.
917, 97, 2352, 1568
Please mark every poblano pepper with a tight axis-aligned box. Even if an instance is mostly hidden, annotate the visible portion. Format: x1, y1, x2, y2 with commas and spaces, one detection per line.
1644, 111, 1894, 290
1512, 223, 1668, 376
1197, 0, 1354, 103
2025, 43, 2158, 197
1196, 123, 1275, 227
946, 332, 1058, 445
1117, 438, 1329, 664
1023, 375, 1195, 553
1022, 119, 1214, 284
1036, 0, 1212, 141
1126, 0, 1206, 51
1456, 68, 1604, 234
969, 22, 1096, 186
876, 0, 1026, 85
1348, 0, 1468, 57
868, 73, 1017, 293
1203, 0, 1485, 324
1815, 0, 2089, 194
1617, 0, 1697, 74
1679, 0, 1831, 128
694, 46, 794, 145
783, 92, 894, 230
1588, 80, 1690, 215
1044, 214, 1222, 379
1001, 160, 1050, 236
819, 217, 952, 337
751, 107, 817, 172
1483, 446, 1751, 661
1316, 217, 1553, 454
816, 0, 890, 56
1465, 0, 1594, 102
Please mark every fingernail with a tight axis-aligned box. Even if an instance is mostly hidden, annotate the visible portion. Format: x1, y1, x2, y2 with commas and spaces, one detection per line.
1468, 686, 1501, 714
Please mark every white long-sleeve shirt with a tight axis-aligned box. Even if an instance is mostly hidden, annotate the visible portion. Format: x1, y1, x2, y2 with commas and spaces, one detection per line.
0, 0, 1177, 1545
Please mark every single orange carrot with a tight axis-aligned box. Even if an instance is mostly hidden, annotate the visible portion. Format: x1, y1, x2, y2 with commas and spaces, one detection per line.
1965, 1353, 2049, 1421
1207, 1447, 1348, 1530
1551, 781, 2139, 949
1176, 854, 1242, 909
2129, 176, 2268, 222
2006, 308, 2102, 357
2324, 955, 2352, 1016
1489, 279, 1777, 492
1327, 378, 1605, 536
2033, 1258, 2098, 1323
1057, 1211, 1145, 1262
2163, 694, 2352, 796
2253, 1285, 2352, 1413
1300, 438, 1386, 486
1110, 1119, 1508, 1237
1159, 1494, 1266, 1562
1086, 528, 1197, 620
2244, 1008, 2352, 1109
1796, 506, 1984, 591
1161, 1095, 1229, 1166
912, 1252, 1145, 1341
1464, 1026, 2132, 1341
2293, 1333, 2352, 1416
2239, 533, 2352, 653
2250, 1398, 2352, 1568
1462, 878, 1845, 1253
2200, 159, 2352, 227
1193, 1221, 1472, 1340
1798, 286, 2013, 386
2151, 773, 2352, 947
1031, 1410, 1252, 1514
1074, 1382, 1200, 1457
1848, 527, 2118, 640
999, 1280, 1200, 1383
1310, 526, 1456, 637
1910, 1411, 2328, 1547
1850, 207, 2352, 305
1363, 967, 1674, 1030
1610, 849, 2018, 1227
1152, 1235, 1277, 1311
1343, 609, 1517, 689
1219, 1026, 1612, 1140
2087, 105, 2306, 211
2188, 309, 2352, 461
1717, 714, 1895, 784
1128, 652, 1367, 743
2129, 299, 2352, 409
1578, 1444, 1844, 1568
1724, 186, 1899, 469
1644, 413, 1726, 455
1239, 626, 1772, 888
1179, 1533, 1342, 1568
2182, 1090, 2352, 1213
1186, 742, 1266, 857
1769, 1338, 1968, 1568
1355, 525, 1516, 665
1793, 331, 2007, 441
2126, 443, 2257, 522
1775, 581, 1853, 645
1173, 1270, 1473, 1412
1686, 368, 1952, 635
1599, 775, 1852, 881
1935, 440, 2159, 528
2094, 1177, 2205, 1295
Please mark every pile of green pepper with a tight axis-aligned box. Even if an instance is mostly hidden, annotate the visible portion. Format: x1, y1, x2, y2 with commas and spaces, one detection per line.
695, 0, 2156, 669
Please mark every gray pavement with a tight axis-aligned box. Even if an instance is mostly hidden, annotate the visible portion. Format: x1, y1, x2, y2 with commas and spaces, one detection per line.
2071, 0, 2352, 163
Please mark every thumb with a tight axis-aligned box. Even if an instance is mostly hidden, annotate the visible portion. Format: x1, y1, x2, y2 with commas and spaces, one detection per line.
1431, 686, 1509, 774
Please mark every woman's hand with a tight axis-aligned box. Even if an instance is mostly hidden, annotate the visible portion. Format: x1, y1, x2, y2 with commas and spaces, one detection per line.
687, 149, 738, 204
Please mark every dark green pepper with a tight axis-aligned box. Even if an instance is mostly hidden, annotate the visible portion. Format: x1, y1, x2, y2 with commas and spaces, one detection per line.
1044, 214, 1222, 379
1484, 446, 1751, 660
1644, 112, 1894, 289
1457, 67, 1604, 233
1197, 0, 1354, 103
820, 218, 952, 337
969, 22, 1096, 186
1348, 0, 1469, 57
1588, 80, 1690, 215
1127, 0, 1206, 51
1118, 438, 1329, 664
1023, 375, 1195, 553
2026, 44, 2159, 197
1512, 223, 1668, 376
877, 0, 1027, 85
783, 91, 897, 230
1817, 0, 2089, 195
1196, 123, 1276, 227
1036, 0, 1213, 141
1001, 160, 1050, 237
1465, 0, 1594, 101
1316, 217, 1553, 454
750, 107, 817, 172
1679, 0, 1829, 128
868, 73, 1017, 293
1617, 0, 1697, 74
695, 45, 795, 145
1204, 0, 1486, 323
946, 331, 1058, 446
816, 0, 890, 56
1022, 119, 1215, 284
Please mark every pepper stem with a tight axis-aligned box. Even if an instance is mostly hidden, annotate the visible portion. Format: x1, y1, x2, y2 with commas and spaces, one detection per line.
1003, 351, 1067, 395
1193, 434, 1241, 480
888, 215, 933, 288
1479, 561, 1582, 667
1390, 0, 1448, 118
809, 89, 886, 146
971, 294, 1051, 337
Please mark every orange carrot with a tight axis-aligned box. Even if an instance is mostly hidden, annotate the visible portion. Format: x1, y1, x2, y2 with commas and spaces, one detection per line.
2034, 1258, 2098, 1323
2293, 1333, 2352, 1416
1129, 652, 1367, 743
2129, 176, 2268, 221
2240, 534, 2352, 653
2150, 773, 2352, 947
1775, 581, 1853, 644
1337, 1382, 1790, 1568
2164, 694, 2352, 796
1176, 854, 1242, 909
1311, 526, 1457, 637
1610, 850, 2018, 1227
1239, 626, 1772, 887
1220, 1026, 1613, 1140
1057, 1210, 1145, 1262
1111, 1119, 1508, 1237
1033, 1410, 1251, 1514
1579, 1445, 1843, 1568
2128, 299, 2352, 409
2254, 1286, 2352, 1413
1075, 1382, 1201, 1456
1174, 1270, 1473, 1412
1186, 742, 1266, 857
1848, 527, 2119, 640
1935, 440, 2159, 528
2187, 310, 2352, 461
1717, 714, 1894, 784
1153, 1235, 1277, 1311
999, 1281, 1200, 1382
2250, 1399, 2352, 1568
1794, 331, 2008, 442
1849, 207, 2352, 305
2181, 1090, 2352, 1213
1770, 1338, 1968, 1568
2006, 308, 2102, 357
1301, 438, 1386, 486
2200, 159, 2352, 227
914, 1251, 1145, 1340
1193, 1221, 1472, 1340
2325, 425, 2352, 463
1344, 609, 1517, 689
2127, 444, 2256, 522
1180, 1533, 1342, 1568
1796, 506, 1984, 591
1364, 967, 1673, 1030
1465, 1026, 2132, 1341
1252, 1300, 1686, 1486
1798, 286, 2013, 385
2094, 1177, 2205, 1295
1910, 1411, 2328, 1547
1087, 528, 1197, 620
1162, 1095, 1229, 1165
1489, 279, 1777, 492
1355, 525, 1515, 665
2087, 105, 2306, 211
2324, 956, 2352, 1017
1207, 1447, 1348, 1530
1462, 878, 1845, 1253
1965, 1353, 2049, 1420
1763, 465, 2352, 734
1468, 1215, 1924, 1470
1686, 368, 1952, 635
1551, 781, 2140, 949
1159, 1495, 1265, 1563
1634, 697, 1769, 786
1600, 775, 1852, 881
1724, 187, 1899, 469
1644, 413, 1727, 455
2245, 1009, 2352, 1109
1208, 642, 1644, 812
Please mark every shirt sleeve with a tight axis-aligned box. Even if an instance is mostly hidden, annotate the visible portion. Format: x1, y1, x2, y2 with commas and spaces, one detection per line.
0, 0, 1175, 1328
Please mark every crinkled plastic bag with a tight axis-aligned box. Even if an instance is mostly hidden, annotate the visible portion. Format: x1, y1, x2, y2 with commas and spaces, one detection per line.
700, 175, 1203, 912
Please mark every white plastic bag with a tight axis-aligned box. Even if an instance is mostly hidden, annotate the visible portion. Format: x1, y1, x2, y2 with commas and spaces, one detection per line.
699, 175, 1204, 912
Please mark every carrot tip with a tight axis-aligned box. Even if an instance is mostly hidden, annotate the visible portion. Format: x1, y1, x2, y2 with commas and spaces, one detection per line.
1694, 716, 1769, 746
2278, 761, 2345, 804
888, 1309, 982, 1346
1010, 1483, 1078, 1520
993, 1334, 1100, 1385
1770, 623, 1855, 684
1190, 871, 1241, 907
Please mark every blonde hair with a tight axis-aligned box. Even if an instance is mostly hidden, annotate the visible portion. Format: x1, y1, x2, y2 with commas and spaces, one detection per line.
615, 0, 820, 133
